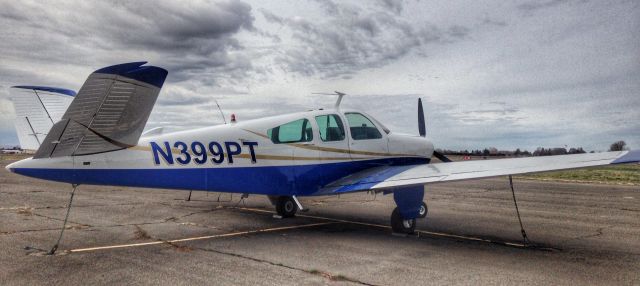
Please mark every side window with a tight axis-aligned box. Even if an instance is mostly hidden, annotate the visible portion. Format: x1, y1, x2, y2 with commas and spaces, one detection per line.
315, 114, 345, 142
267, 118, 313, 144
345, 113, 382, 140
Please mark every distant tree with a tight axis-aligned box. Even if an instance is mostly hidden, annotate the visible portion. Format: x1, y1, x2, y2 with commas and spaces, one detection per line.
551, 148, 567, 155
609, 140, 627, 151
483, 148, 491, 156
514, 148, 521, 156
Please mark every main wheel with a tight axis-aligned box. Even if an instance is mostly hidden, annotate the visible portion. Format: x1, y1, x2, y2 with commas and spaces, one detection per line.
418, 202, 428, 218
390, 207, 416, 234
275, 196, 298, 218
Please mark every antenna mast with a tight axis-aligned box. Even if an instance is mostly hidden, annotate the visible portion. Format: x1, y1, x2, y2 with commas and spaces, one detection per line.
312, 91, 347, 110
334, 91, 346, 109
214, 99, 227, 124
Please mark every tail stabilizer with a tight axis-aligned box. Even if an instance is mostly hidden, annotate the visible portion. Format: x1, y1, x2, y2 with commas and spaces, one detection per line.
34, 62, 168, 158
8, 86, 76, 151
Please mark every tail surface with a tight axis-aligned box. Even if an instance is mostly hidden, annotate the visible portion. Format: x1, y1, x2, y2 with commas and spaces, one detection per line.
8, 86, 76, 151
34, 62, 168, 158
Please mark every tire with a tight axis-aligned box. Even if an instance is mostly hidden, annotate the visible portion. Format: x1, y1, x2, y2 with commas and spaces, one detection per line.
390, 207, 416, 234
275, 196, 297, 218
418, 202, 428, 218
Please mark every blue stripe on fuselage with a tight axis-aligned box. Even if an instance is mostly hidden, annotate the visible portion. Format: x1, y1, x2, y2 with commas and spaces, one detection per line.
11, 157, 429, 196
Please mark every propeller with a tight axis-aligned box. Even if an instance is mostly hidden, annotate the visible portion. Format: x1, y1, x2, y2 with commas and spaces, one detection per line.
432, 150, 452, 163
418, 98, 426, 137
418, 98, 452, 163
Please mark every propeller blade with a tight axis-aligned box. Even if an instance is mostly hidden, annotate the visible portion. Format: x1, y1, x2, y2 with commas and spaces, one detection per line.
433, 150, 452, 163
418, 98, 426, 137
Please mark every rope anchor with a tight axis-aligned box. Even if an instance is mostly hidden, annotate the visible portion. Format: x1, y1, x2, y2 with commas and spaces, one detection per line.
509, 175, 530, 246
48, 184, 79, 255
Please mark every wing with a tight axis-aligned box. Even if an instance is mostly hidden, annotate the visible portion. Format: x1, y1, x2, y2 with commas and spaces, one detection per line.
33, 62, 167, 158
318, 150, 640, 194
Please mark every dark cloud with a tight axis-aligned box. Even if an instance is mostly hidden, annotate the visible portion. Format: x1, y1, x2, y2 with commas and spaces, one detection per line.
260, 1, 470, 78
376, 0, 405, 14
0, 0, 256, 88
517, 0, 572, 12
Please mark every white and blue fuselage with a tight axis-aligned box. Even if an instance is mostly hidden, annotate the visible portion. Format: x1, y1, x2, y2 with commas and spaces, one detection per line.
8, 108, 434, 197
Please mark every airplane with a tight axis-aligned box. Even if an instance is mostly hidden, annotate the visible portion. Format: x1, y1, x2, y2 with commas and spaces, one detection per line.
5, 62, 639, 240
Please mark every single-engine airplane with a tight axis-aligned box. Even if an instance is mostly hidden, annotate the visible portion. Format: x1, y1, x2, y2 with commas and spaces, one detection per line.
6, 62, 640, 236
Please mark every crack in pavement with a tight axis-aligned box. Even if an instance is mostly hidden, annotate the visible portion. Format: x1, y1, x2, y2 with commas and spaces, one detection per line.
1, 208, 222, 236
560, 226, 612, 245
0, 202, 153, 213
126, 223, 365, 283
30, 212, 91, 228
0, 190, 45, 194
193, 246, 377, 285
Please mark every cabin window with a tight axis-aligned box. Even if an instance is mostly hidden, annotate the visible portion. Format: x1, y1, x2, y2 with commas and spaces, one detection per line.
315, 114, 345, 142
267, 118, 313, 144
345, 113, 382, 140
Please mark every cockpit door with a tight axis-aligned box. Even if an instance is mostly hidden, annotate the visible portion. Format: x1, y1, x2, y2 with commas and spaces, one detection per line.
344, 112, 388, 160
313, 114, 351, 161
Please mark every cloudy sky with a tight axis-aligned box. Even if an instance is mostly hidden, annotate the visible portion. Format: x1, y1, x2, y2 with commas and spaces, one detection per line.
0, 0, 638, 151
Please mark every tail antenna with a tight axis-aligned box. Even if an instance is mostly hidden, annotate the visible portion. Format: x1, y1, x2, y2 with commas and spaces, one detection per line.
334, 91, 346, 109
418, 98, 426, 137
214, 99, 227, 124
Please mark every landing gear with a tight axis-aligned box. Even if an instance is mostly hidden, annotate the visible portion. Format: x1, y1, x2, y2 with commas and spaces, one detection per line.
418, 202, 428, 218
391, 207, 416, 234
390, 186, 424, 235
275, 196, 298, 218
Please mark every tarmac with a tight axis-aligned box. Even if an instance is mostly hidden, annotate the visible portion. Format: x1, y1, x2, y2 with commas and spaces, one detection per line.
1, 157, 639, 285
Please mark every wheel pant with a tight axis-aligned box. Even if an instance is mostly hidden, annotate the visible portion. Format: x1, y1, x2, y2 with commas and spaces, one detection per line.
392, 185, 425, 220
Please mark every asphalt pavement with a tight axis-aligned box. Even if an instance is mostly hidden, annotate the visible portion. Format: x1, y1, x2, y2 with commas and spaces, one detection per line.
1, 158, 638, 285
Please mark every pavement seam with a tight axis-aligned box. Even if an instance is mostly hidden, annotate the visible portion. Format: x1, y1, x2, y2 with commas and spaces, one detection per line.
66, 222, 336, 253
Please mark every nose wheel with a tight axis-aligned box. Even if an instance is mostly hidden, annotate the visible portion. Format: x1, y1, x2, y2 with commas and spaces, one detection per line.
275, 196, 298, 218
390, 207, 416, 234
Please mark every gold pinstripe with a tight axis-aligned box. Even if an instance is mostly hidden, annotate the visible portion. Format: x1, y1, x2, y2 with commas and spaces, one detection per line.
242, 128, 416, 157
127, 128, 425, 162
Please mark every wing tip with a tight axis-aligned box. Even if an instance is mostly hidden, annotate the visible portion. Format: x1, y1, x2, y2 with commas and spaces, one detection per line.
94, 62, 168, 89
612, 149, 640, 164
